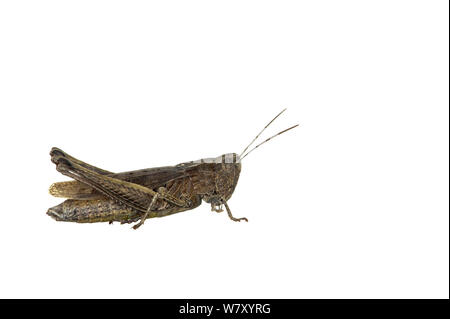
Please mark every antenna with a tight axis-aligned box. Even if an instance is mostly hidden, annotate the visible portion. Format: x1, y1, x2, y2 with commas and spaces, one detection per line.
241, 124, 299, 160
239, 108, 287, 158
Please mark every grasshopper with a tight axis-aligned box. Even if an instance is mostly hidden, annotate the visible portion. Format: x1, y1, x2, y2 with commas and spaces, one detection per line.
47, 109, 298, 229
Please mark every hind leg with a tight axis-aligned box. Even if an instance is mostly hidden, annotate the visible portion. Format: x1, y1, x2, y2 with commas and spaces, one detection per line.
50, 147, 113, 175
132, 193, 160, 230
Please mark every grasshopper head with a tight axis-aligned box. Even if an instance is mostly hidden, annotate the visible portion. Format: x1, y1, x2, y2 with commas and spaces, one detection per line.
201, 153, 241, 206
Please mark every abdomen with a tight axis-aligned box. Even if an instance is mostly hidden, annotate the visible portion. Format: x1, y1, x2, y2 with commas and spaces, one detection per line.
47, 198, 141, 224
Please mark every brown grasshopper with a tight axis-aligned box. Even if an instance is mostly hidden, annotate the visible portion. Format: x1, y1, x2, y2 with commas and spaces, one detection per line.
47, 109, 298, 229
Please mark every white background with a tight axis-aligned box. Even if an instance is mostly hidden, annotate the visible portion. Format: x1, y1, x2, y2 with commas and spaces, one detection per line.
0, 1, 448, 299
